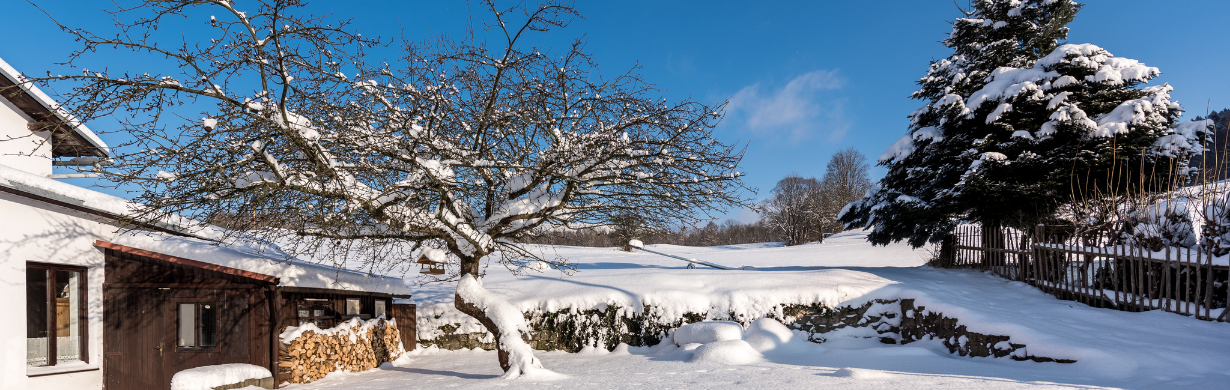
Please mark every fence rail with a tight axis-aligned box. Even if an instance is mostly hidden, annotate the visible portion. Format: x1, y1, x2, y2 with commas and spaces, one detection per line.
943, 224, 1230, 322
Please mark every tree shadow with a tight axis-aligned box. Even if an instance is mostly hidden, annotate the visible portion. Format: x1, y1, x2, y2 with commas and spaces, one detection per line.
381, 366, 498, 380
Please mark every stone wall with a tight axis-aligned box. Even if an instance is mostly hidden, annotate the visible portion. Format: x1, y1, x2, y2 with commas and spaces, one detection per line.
278, 318, 405, 385
421, 304, 691, 352
897, 299, 1075, 363
419, 299, 1075, 364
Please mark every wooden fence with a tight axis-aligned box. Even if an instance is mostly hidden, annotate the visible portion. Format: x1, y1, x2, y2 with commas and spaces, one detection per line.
943, 224, 1230, 322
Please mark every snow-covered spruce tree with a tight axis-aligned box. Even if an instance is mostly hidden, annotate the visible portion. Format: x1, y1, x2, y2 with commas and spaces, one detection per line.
43, 0, 746, 376
840, 0, 1208, 248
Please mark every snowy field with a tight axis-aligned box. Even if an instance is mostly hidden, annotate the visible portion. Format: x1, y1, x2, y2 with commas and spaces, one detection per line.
290, 231, 1230, 389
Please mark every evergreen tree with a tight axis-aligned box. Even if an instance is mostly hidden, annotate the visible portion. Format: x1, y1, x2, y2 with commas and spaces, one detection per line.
840, 0, 1209, 248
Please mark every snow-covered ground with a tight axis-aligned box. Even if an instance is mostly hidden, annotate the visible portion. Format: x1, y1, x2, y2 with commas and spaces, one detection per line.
296, 230, 1229, 389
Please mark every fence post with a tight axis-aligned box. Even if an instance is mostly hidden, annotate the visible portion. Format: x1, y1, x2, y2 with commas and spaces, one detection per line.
938, 233, 956, 268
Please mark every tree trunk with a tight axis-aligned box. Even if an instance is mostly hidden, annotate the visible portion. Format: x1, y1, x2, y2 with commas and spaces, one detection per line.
455, 288, 514, 371
452, 260, 545, 378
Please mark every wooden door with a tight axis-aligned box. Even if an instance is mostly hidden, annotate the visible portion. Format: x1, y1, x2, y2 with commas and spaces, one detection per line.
104, 288, 167, 390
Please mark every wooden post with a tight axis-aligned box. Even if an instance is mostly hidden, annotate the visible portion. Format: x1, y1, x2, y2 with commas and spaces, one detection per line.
271, 287, 283, 388
1204, 250, 1215, 319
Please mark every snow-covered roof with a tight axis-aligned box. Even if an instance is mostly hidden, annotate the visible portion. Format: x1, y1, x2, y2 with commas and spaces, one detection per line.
112, 232, 413, 295
0, 56, 109, 156
0, 163, 140, 218
0, 163, 412, 295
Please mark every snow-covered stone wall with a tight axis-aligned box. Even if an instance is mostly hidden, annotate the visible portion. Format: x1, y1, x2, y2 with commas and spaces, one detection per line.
418, 299, 1075, 364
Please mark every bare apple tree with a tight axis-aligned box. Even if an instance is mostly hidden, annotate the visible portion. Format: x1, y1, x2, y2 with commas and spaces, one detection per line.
41, 0, 746, 376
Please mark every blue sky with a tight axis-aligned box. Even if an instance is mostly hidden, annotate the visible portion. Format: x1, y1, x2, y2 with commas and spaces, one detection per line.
4, 1, 1228, 222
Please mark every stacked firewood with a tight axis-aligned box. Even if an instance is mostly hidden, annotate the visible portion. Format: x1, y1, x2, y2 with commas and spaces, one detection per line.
278, 319, 404, 384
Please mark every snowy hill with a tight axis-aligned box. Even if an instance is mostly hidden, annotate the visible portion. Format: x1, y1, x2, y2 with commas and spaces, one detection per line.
372, 230, 1230, 389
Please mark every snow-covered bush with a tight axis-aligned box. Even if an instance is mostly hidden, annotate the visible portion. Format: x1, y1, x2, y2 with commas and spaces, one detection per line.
1201, 194, 1230, 256
1123, 198, 1198, 251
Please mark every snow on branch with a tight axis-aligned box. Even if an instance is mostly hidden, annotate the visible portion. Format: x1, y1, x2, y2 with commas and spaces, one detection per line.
43, 0, 749, 276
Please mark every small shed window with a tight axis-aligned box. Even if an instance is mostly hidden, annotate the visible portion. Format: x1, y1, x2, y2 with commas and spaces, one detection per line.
345, 299, 361, 316
177, 303, 217, 348
298, 300, 336, 327
374, 301, 386, 318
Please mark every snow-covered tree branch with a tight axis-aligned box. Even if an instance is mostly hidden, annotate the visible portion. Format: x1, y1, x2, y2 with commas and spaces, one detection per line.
40, 0, 748, 376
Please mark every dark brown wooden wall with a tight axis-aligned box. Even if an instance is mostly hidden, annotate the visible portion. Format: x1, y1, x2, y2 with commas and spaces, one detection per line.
277, 291, 395, 332
391, 303, 417, 351
103, 250, 274, 390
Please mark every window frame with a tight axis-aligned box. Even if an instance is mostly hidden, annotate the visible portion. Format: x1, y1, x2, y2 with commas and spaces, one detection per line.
296, 299, 337, 328
174, 299, 220, 352
26, 262, 89, 367
374, 300, 387, 318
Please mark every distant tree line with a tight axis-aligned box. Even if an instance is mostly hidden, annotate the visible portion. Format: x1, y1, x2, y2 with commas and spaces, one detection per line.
520, 148, 873, 248
1191, 108, 1230, 181
759, 148, 873, 246
519, 219, 778, 248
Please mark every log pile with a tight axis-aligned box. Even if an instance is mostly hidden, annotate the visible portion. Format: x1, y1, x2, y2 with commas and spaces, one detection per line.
278, 318, 405, 384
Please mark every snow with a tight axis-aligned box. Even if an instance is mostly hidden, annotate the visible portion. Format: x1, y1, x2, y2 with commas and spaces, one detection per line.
690, 339, 763, 365
0, 163, 137, 217
673, 321, 744, 346
421, 247, 447, 263
113, 231, 412, 294
0, 163, 231, 240
395, 230, 1230, 389
878, 133, 915, 163
1, 159, 412, 295
743, 318, 794, 352
170, 363, 271, 390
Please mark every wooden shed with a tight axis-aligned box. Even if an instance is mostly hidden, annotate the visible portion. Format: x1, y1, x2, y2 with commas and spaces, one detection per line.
95, 236, 414, 390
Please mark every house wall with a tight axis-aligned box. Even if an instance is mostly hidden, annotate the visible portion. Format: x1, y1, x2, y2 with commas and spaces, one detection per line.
0, 191, 116, 389
0, 96, 51, 177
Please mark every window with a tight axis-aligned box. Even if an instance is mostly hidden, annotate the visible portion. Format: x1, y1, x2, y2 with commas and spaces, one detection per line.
297, 299, 336, 328
177, 303, 217, 349
345, 299, 361, 316
374, 301, 386, 318
26, 264, 87, 367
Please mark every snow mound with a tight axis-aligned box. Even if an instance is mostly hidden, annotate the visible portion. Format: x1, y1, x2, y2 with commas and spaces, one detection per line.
689, 339, 763, 365
742, 318, 794, 352
673, 321, 744, 346
169, 363, 271, 390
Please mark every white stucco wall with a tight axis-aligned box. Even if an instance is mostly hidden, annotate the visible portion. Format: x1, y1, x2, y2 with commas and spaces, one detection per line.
0, 95, 51, 177
0, 190, 116, 390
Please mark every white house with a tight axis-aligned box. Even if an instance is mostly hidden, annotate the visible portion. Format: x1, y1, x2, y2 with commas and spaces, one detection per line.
0, 57, 414, 390
0, 55, 116, 389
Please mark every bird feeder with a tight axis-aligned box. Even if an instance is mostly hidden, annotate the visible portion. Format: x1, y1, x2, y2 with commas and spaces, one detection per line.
417, 254, 446, 275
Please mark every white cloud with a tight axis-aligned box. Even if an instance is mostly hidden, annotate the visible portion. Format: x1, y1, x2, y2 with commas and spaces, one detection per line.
725, 69, 850, 142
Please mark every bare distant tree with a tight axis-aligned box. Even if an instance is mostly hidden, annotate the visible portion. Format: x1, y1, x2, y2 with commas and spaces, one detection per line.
41, 0, 747, 376
760, 175, 823, 246
819, 148, 873, 234
611, 211, 646, 251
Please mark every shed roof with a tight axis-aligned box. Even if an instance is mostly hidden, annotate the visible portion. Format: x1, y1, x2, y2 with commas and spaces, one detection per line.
111, 232, 414, 296
0, 163, 413, 296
